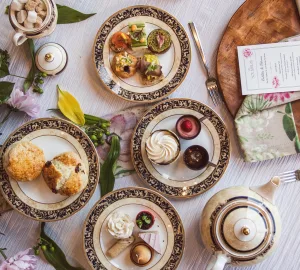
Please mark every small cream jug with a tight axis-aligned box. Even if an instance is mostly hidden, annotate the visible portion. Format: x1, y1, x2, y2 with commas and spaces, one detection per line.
9, 0, 58, 46
200, 177, 283, 269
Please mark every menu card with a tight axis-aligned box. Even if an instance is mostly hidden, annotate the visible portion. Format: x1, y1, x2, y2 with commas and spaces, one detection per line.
237, 41, 300, 95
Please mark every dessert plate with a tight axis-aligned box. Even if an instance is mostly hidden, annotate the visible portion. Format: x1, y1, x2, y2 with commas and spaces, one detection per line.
131, 98, 231, 198
83, 187, 184, 270
93, 5, 191, 103
0, 118, 99, 221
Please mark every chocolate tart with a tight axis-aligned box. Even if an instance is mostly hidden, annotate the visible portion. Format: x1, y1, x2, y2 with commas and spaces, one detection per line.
183, 145, 209, 170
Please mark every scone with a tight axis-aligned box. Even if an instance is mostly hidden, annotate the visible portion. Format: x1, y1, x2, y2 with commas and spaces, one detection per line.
42, 152, 88, 196
3, 141, 45, 182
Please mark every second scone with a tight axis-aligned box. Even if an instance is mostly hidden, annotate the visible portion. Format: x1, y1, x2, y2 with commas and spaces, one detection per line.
42, 152, 88, 196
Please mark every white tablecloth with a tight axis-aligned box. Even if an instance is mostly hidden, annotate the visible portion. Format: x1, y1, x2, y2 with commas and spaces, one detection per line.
1, 0, 300, 269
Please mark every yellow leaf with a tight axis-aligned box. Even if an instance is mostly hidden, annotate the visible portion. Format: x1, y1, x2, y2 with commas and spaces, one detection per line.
57, 85, 85, 126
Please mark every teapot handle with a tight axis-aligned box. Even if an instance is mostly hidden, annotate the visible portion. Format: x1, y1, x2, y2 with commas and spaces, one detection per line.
206, 252, 230, 270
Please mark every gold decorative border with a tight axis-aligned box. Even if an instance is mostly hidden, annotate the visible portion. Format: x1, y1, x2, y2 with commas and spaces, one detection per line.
83, 187, 185, 270
0, 118, 99, 222
93, 5, 191, 103
131, 98, 231, 198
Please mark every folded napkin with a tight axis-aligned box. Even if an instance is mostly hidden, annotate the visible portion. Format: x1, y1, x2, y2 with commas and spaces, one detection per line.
235, 35, 300, 162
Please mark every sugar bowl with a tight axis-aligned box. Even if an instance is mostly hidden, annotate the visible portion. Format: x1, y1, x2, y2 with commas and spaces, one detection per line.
9, 0, 58, 46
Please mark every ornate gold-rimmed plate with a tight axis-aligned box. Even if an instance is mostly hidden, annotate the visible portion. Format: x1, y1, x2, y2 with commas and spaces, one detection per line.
0, 118, 99, 221
93, 5, 191, 103
131, 98, 231, 198
83, 187, 184, 270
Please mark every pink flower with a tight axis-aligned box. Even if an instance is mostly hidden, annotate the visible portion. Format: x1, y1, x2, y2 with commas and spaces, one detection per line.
263, 92, 293, 102
0, 249, 37, 270
243, 48, 253, 58
272, 76, 280, 89
97, 112, 138, 162
6, 88, 40, 117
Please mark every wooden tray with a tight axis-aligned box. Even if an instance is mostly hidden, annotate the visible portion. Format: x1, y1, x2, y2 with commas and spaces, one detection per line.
217, 0, 300, 134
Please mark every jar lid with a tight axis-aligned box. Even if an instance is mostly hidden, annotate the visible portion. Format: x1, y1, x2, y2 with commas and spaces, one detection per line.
35, 43, 68, 76
210, 196, 276, 260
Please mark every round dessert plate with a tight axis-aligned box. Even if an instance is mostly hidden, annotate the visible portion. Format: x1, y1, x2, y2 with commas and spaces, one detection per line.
0, 118, 99, 221
93, 5, 191, 103
83, 187, 184, 270
131, 98, 231, 198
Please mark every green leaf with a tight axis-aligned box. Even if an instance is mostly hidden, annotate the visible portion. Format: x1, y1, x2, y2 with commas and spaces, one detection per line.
295, 135, 300, 153
23, 39, 36, 91
285, 103, 292, 114
100, 135, 121, 197
0, 82, 14, 104
40, 223, 84, 270
0, 49, 10, 78
283, 114, 296, 141
57, 5, 96, 24
5, 6, 9, 15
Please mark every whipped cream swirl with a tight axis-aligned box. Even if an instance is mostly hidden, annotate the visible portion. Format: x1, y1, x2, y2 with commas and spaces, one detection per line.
146, 130, 179, 164
107, 212, 135, 239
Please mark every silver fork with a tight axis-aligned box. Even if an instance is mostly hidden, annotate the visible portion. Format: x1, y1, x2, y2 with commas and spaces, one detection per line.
278, 170, 300, 183
188, 22, 222, 106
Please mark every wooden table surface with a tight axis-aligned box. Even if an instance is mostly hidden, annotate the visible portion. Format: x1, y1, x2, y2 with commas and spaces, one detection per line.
1, 0, 300, 269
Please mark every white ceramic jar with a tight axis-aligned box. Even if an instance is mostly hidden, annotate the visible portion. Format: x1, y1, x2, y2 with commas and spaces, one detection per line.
9, 0, 58, 46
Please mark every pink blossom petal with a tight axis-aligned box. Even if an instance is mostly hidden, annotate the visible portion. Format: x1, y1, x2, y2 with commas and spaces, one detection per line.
110, 115, 126, 136
123, 112, 137, 130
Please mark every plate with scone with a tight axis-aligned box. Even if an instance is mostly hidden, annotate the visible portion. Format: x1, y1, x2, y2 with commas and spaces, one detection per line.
0, 118, 99, 221
83, 187, 184, 270
93, 5, 191, 103
131, 98, 231, 199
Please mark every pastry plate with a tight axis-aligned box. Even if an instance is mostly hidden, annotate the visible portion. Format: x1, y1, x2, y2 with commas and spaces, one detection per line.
0, 118, 99, 221
93, 5, 191, 103
131, 98, 231, 198
83, 187, 184, 270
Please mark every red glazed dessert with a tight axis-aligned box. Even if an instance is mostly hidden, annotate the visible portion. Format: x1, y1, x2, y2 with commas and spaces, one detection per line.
183, 145, 209, 170
176, 115, 201, 140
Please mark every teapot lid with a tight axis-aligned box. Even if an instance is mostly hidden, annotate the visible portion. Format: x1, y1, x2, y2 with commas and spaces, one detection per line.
210, 196, 276, 260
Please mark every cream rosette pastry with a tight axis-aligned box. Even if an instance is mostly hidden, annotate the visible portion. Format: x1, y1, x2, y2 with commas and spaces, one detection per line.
107, 212, 135, 239
146, 130, 180, 165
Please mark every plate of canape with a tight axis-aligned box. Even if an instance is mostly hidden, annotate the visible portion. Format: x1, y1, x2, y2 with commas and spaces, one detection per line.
0, 118, 99, 221
83, 187, 184, 270
131, 98, 231, 198
93, 5, 191, 103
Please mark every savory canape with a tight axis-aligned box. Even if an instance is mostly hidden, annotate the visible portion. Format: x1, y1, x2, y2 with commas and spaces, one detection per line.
139, 54, 164, 85
112, 51, 138, 78
176, 115, 201, 140
183, 145, 209, 170
136, 211, 155, 230
128, 22, 147, 50
145, 130, 180, 165
148, 29, 172, 54
109, 31, 132, 52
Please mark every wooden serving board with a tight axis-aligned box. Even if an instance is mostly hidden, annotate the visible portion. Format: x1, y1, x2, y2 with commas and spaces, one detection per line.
217, 0, 300, 134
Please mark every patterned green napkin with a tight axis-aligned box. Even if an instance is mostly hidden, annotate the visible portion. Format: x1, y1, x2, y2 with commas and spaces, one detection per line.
235, 35, 300, 162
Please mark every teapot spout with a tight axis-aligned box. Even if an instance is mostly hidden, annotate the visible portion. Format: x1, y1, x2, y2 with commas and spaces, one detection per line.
250, 176, 281, 204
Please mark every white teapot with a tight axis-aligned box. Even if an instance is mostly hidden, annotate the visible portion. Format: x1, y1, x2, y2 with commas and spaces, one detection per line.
200, 177, 283, 269
9, 0, 58, 46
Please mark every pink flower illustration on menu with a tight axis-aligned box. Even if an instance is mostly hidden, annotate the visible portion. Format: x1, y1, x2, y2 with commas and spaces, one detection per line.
272, 76, 280, 89
243, 48, 253, 58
